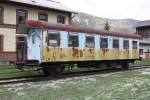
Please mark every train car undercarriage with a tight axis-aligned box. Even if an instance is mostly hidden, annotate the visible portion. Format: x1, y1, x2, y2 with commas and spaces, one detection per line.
16, 59, 137, 76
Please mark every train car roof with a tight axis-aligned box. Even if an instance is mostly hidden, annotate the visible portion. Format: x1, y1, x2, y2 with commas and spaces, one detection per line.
17, 20, 141, 39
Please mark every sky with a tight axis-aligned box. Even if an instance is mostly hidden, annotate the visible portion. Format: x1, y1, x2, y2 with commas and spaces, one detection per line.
56, 0, 150, 21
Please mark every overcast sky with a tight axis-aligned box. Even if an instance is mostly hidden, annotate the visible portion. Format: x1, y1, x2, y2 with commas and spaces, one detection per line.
57, 0, 150, 20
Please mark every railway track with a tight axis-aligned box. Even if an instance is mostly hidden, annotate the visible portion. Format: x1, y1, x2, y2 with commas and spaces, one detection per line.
0, 65, 150, 85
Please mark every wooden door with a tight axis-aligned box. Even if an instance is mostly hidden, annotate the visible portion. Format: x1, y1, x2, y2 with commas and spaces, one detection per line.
16, 36, 27, 61
0, 35, 3, 52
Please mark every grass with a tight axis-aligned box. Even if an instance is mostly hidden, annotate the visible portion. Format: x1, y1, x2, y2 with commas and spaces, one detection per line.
0, 59, 150, 79
0, 65, 41, 79
0, 65, 81, 79
130, 59, 150, 67
0, 60, 150, 99
0, 68, 150, 100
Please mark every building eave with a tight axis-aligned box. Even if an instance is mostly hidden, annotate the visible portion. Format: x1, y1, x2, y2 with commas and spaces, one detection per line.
135, 20, 150, 28
1, 0, 77, 14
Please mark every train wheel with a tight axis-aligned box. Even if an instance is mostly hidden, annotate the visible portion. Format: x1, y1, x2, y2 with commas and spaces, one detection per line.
42, 66, 64, 76
97, 63, 107, 70
42, 67, 50, 76
54, 66, 64, 75
110, 62, 118, 69
121, 63, 129, 69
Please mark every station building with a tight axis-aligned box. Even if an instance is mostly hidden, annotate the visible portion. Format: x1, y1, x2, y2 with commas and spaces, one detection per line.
136, 20, 150, 59
0, 0, 75, 64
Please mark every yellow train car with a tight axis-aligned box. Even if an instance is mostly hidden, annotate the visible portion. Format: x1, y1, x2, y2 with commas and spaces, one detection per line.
16, 20, 140, 75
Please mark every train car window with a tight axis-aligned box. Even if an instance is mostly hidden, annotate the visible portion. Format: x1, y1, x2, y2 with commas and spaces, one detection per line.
48, 33, 60, 47
68, 34, 79, 47
113, 39, 119, 49
100, 38, 108, 48
132, 41, 137, 49
123, 40, 129, 49
86, 36, 95, 48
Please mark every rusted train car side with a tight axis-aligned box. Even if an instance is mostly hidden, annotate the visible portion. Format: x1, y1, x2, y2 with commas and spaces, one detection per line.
16, 20, 140, 75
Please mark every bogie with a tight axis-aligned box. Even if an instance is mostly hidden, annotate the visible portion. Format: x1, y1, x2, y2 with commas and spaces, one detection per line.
42, 65, 65, 76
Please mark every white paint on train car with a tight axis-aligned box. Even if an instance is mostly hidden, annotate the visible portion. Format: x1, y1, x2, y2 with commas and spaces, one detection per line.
129, 39, 132, 51
108, 36, 113, 49
27, 29, 42, 63
95, 35, 100, 49
119, 38, 123, 50
79, 33, 85, 49
60, 31, 68, 48
42, 30, 48, 47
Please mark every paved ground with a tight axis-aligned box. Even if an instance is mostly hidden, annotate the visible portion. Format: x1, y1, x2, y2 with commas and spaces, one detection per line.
0, 68, 150, 100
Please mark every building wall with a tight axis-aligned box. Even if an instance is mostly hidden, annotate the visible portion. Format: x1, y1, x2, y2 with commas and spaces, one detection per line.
0, 4, 69, 52
0, 2, 71, 62
1, 3, 70, 25
140, 44, 150, 52
0, 28, 16, 52
137, 26, 150, 59
137, 26, 150, 38
139, 44, 150, 59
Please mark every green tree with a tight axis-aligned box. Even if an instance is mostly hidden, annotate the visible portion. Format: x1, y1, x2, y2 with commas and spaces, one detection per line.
104, 22, 111, 31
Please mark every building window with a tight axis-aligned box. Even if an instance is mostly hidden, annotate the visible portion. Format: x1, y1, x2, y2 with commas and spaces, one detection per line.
139, 49, 143, 55
17, 37, 26, 42
38, 13, 48, 22
68, 33, 79, 47
48, 32, 60, 47
86, 36, 95, 48
147, 49, 150, 53
0, 7, 3, 24
113, 39, 119, 49
123, 40, 129, 49
132, 41, 138, 49
17, 9, 28, 24
100, 38, 108, 49
57, 15, 65, 24
0, 35, 3, 52
143, 32, 148, 38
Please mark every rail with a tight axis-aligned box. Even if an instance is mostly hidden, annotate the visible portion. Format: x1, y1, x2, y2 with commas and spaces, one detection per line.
0, 65, 150, 85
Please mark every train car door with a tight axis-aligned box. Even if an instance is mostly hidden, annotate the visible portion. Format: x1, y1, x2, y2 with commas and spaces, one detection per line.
27, 29, 42, 62
16, 36, 27, 62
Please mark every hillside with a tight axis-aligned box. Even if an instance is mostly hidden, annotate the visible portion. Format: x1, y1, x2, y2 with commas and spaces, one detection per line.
72, 12, 139, 33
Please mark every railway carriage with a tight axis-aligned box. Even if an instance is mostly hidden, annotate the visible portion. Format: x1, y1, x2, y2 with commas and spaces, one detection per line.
16, 20, 140, 75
